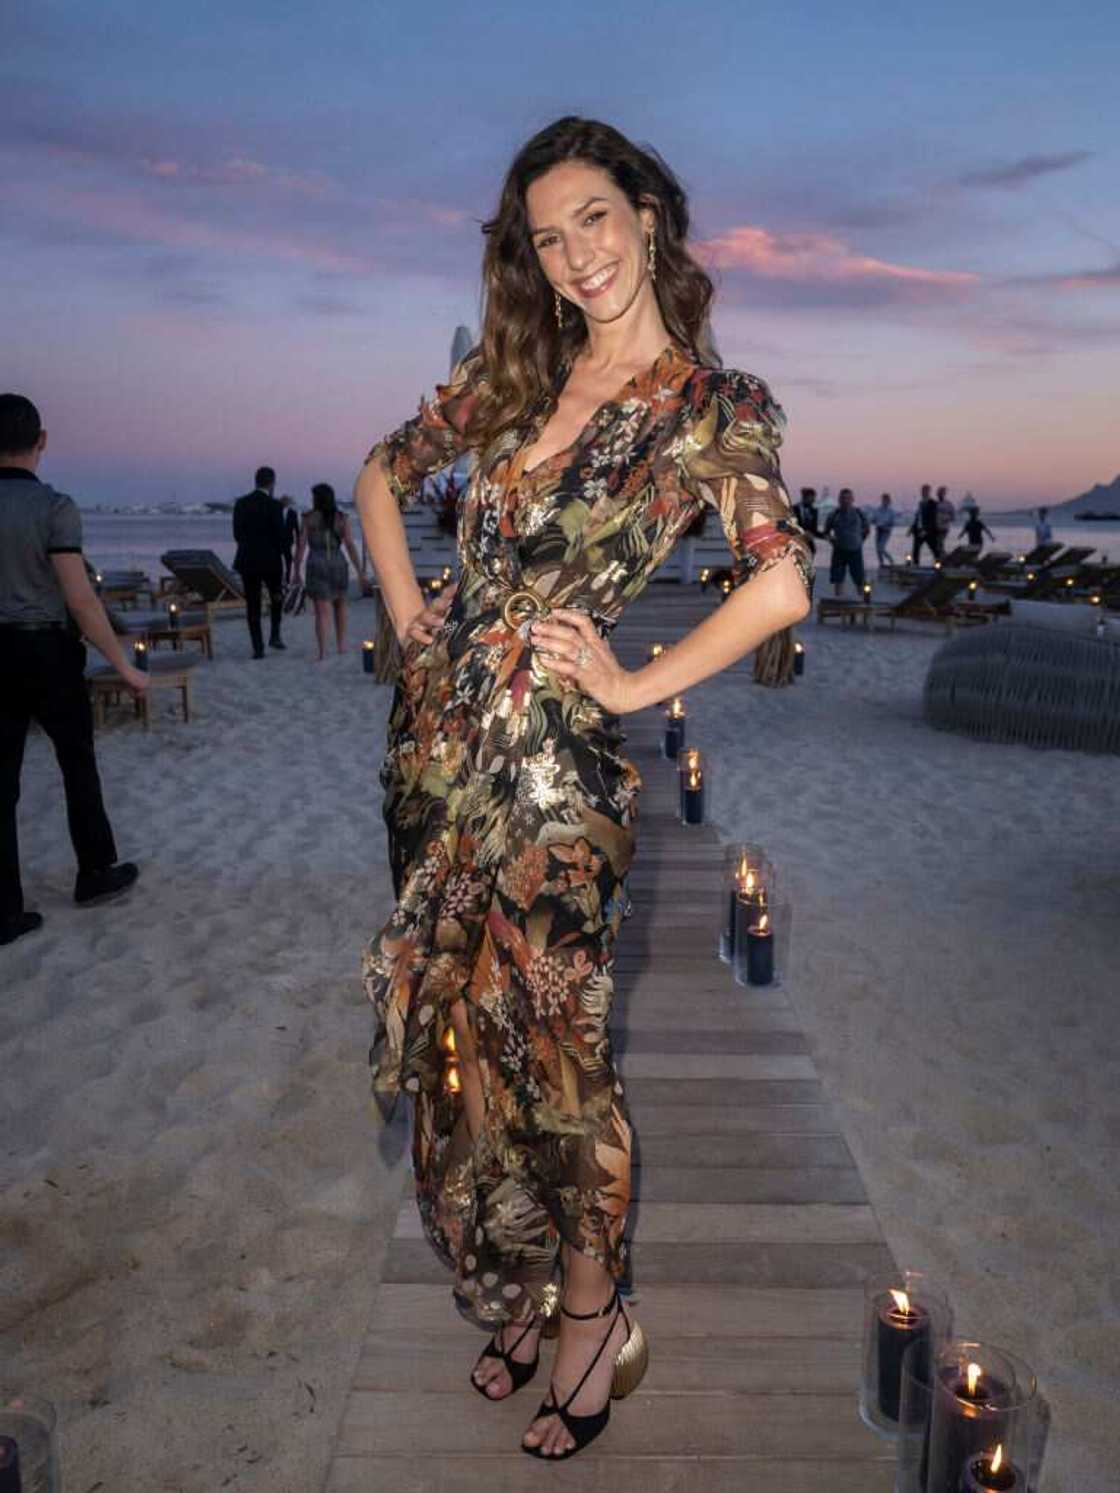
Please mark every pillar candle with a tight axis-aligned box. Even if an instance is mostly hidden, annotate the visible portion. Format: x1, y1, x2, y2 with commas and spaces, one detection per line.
132, 640, 148, 671
362, 640, 375, 675
875, 1289, 931, 1422
746, 912, 774, 986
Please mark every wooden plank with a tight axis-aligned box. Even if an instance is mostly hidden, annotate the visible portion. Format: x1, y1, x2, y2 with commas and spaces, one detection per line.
623, 1078, 825, 1106
632, 1166, 868, 1206
357, 1282, 867, 1339
625, 1103, 839, 1135
335, 1389, 887, 1460
381, 1239, 892, 1288
619, 1054, 817, 1080
634, 1133, 854, 1169
615, 1030, 808, 1056
354, 1332, 865, 1394
327, 1455, 894, 1492
395, 1201, 881, 1245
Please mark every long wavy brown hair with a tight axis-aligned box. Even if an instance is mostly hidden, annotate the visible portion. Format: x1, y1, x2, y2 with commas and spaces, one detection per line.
465, 116, 715, 450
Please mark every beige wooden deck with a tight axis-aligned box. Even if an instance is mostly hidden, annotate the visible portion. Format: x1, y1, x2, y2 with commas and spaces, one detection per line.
324, 590, 895, 1491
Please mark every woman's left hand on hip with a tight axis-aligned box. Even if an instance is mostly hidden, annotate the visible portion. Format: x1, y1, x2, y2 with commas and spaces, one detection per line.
530, 608, 635, 714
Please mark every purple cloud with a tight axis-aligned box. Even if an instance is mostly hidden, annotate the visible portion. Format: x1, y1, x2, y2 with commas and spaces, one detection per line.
959, 151, 1092, 189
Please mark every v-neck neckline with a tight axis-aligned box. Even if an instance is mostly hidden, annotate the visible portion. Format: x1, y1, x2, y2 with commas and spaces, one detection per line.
519, 342, 684, 479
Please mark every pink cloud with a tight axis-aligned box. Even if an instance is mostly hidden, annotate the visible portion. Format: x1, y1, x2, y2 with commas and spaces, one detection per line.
60, 187, 378, 275
695, 225, 978, 289
139, 154, 333, 198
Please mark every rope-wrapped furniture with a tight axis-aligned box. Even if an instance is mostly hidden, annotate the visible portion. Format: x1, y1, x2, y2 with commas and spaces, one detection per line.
924, 622, 1120, 754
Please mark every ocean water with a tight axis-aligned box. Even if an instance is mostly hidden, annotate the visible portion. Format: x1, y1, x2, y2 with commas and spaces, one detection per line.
81, 510, 1120, 577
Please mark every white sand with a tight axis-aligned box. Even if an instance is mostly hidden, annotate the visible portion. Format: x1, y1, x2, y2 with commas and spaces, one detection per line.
3, 585, 1118, 1490
2, 599, 407, 1492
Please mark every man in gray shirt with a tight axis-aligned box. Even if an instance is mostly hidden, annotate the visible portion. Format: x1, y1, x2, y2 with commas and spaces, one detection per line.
823, 488, 870, 597
0, 393, 148, 946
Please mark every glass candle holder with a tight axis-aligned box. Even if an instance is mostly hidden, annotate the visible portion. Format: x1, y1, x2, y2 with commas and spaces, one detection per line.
793, 641, 805, 676
719, 844, 772, 963
924, 1342, 1037, 1493
896, 1339, 936, 1493
0, 1392, 59, 1492
167, 602, 180, 631
362, 639, 375, 675
132, 639, 149, 672
681, 763, 705, 826
859, 1269, 952, 1439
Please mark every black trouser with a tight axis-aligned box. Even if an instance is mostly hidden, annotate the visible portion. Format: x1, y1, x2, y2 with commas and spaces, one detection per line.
0, 628, 117, 920
241, 567, 283, 653
911, 533, 937, 563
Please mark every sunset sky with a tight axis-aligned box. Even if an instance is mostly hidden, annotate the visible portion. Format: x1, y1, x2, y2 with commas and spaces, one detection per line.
5, 0, 1119, 510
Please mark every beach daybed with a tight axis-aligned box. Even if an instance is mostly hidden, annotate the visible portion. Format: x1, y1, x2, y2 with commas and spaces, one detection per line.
88, 653, 200, 730
159, 550, 245, 614
924, 622, 1120, 754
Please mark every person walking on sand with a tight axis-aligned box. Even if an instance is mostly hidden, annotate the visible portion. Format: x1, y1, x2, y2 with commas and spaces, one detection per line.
355, 116, 810, 1462
292, 483, 366, 659
823, 487, 869, 596
934, 486, 956, 554
909, 483, 938, 564
872, 493, 897, 570
279, 495, 300, 586
959, 506, 995, 550
233, 465, 287, 659
0, 394, 147, 947
1034, 507, 1053, 547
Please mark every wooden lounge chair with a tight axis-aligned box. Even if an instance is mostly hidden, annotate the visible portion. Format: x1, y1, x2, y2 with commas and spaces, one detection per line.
818, 572, 1005, 632
96, 568, 156, 608
159, 549, 245, 615
973, 551, 1013, 581
891, 544, 982, 588
1018, 542, 1065, 567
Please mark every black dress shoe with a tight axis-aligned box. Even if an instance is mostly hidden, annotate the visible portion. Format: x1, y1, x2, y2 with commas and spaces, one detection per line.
0, 911, 43, 946
74, 862, 139, 906
252, 648, 266, 659
268, 638, 286, 650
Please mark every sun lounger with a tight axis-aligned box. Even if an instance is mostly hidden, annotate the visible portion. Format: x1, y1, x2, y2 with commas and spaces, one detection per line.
973, 551, 1013, 581
1018, 542, 1065, 567
818, 572, 1006, 632
96, 568, 157, 608
889, 545, 982, 588
159, 550, 245, 614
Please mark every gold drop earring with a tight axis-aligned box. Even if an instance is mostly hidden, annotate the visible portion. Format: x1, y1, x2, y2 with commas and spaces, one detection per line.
554, 291, 565, 328
647, 231, 657, 281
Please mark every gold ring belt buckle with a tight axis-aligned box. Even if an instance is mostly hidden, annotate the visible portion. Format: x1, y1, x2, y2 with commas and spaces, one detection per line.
501, 588, 549, 632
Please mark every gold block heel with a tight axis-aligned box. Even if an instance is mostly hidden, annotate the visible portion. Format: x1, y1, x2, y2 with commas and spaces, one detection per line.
611, 1317, 649, 1400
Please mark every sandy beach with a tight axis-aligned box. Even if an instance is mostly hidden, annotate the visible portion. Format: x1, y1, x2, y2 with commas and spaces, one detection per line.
3, 579, 1118, 1490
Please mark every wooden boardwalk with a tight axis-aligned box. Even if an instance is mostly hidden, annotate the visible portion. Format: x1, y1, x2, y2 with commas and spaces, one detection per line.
325, 591, 895, 1491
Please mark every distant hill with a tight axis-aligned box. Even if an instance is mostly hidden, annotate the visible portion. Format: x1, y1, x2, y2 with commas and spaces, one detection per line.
998, 473, 1120, 522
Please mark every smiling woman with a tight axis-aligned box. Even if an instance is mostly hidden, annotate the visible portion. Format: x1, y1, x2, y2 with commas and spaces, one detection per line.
353, 115, 811, 1464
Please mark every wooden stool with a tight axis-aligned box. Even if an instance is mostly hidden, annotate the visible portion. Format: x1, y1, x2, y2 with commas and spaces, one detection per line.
88, 654, 200, 730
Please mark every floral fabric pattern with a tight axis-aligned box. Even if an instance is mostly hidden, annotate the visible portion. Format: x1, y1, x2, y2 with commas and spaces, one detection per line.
363, 343, 810, 1327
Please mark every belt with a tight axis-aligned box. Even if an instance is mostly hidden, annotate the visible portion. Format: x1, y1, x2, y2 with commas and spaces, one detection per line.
0, 620, 70, 632
463, 576, 615, 640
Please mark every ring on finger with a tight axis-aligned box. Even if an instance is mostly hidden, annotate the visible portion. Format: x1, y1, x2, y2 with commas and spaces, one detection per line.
575, 644, 591, 667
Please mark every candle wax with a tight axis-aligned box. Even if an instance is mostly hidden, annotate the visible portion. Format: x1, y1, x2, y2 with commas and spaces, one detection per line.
745, 924, 774, 986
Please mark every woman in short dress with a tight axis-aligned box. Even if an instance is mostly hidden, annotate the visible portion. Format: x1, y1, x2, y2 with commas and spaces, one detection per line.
293, 482, 365, 659
354, 117, 811, 1460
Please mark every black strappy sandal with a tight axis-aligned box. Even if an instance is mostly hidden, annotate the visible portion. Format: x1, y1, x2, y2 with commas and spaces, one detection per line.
471, 1309, 559, 1400
521, 1289, 649, 1460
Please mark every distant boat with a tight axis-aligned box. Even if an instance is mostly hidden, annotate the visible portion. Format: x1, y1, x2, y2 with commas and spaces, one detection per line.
1074, 511, 1120, 522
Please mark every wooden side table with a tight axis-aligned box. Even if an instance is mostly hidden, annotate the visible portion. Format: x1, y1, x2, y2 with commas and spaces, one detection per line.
147, 622, 213, 660
88, 654, 200, 730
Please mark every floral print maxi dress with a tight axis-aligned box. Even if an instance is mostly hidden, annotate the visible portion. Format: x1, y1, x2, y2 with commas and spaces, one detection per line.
363, 342, 811, 1328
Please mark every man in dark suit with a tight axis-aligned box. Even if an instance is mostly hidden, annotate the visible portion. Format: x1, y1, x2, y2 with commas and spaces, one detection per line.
233, 465, 287, 658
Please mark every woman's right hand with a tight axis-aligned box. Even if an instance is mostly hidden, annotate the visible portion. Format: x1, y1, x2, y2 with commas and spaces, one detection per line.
398, 584, 456, 647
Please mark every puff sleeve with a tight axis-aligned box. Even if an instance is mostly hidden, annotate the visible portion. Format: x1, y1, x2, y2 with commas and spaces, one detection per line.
365, 350, 484, 511
680, 369, 813, 598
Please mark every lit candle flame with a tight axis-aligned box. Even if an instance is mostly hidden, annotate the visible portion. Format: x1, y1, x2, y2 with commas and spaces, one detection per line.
1091, 593, 1102, 605
687, 769, 701, 789
135, 641, 146, 653
362, 639, 374, 651
683, 748, 701, 770
699, 568, 710, 582
743, 867, 756, 895
990, 1445, 1004, 1474
889, 1289, 912, 1315
441, 1028, 457, 1055
757, 913, 770, 935
794, 642, 804, 654
669, 697, 685, 718
966, 1362, 982, 1397
445, 1063, 462, 1095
